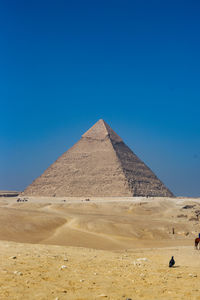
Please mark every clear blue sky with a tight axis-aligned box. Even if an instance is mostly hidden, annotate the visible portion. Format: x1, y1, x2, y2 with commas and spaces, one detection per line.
0, 0, 199, 196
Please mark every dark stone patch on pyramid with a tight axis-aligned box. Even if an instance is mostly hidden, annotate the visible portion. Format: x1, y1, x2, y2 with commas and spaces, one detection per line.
23, 119, 174, 197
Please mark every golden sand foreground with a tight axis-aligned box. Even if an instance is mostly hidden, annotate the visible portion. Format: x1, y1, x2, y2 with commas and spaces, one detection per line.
1, 241, 200, 300
0, 196, 200, 299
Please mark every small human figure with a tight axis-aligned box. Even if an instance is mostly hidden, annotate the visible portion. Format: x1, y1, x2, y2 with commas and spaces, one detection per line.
195, 237, 200, 249
169, 256, 175, 268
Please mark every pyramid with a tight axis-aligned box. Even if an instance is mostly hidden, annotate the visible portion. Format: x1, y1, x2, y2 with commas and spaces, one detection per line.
23, 119, 174, 197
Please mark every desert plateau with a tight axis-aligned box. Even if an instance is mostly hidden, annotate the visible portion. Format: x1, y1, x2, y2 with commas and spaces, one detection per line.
0, 195, 200, 299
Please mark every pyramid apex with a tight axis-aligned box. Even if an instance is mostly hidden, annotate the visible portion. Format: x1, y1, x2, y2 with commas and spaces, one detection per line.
82, 119, 122, 142
95, 118, 106, 124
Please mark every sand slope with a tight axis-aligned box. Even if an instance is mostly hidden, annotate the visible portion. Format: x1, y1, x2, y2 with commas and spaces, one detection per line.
0, 196, 199, 249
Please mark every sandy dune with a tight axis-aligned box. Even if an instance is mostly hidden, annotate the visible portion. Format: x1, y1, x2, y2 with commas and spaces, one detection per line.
0, 196, 199, 249
0, 196, 200, 299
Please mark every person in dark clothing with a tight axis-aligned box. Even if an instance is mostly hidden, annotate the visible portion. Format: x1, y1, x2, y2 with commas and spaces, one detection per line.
169, 256, 175, 267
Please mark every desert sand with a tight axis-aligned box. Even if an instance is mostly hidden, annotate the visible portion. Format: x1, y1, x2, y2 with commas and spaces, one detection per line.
0, 196, 200, 299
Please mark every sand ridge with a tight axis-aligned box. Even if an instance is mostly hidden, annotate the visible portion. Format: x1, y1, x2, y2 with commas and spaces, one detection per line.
0, 196, 199, 249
